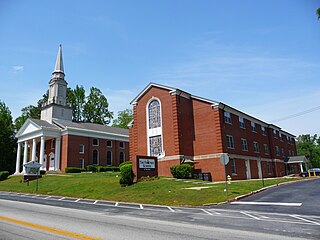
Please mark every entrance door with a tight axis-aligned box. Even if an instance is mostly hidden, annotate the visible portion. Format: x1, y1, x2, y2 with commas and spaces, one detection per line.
245, 160, 251, 179
258, 160, 262, 179
49, 152, 55, 170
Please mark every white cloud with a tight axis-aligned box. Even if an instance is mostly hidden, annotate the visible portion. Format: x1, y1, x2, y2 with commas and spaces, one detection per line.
12, 65, 24, 72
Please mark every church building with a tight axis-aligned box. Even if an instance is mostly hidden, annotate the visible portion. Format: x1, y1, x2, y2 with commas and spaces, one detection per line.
14, 45, 129, 174
129, 83, 297, 181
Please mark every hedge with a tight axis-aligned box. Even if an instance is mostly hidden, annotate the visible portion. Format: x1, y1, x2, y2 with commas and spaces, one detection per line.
86, 165, 98, 172
119, 163, 135, 186
65, 167, 86, 173
119, 161, 132, 168
98, 166, 120, 172
0, 171, 10, 181
170, 164, 193, 179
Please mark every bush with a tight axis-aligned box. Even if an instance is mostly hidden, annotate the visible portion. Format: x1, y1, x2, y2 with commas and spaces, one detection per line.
0, 171, 10, 181
87, 165, 98, 172
170, 164, 193, 179
119, 161, 132, 168
99, 166, 120, 172
40, 170, 46, 175
65, 167, 86, 173
119, 164, 135, 186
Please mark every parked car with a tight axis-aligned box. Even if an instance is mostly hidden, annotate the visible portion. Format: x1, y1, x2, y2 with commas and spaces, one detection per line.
300, 168, 320, 177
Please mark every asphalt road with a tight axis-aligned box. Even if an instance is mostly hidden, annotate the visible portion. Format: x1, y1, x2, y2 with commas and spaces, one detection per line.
0, 178, 319, 240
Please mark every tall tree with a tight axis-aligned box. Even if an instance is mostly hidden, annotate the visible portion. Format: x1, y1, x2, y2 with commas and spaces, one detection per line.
112, 109, 133, 129
67, 85, 85, 122
83, 87, 113, 124
296, 134, 320, 167
317, 8, 320, 20
0, 100, 16, 172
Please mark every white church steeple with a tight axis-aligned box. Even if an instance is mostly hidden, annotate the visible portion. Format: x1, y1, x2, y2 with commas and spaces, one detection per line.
41, 45, 72, 123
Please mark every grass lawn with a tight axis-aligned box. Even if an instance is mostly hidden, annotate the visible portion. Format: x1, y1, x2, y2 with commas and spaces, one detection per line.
0, 173, 303, 206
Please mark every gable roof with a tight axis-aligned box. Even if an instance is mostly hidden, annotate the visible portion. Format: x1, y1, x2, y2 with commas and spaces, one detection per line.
287, 156, 308, 164
16, 118, 60, 138
53, 119, 129, 137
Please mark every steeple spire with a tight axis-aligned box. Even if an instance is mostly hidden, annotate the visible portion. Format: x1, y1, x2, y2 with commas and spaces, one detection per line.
53, 44, 64, 74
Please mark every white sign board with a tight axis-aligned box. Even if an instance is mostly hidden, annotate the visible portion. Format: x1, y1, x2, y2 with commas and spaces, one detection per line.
24, 161, 42, 175
139, 159, 155, 169
220, 153, 229, 165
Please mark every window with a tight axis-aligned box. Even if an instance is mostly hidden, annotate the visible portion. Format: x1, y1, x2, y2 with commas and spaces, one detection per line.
273, 130, 277, 138
92, 149, 99, 165
291, 137, 295, 144
107, 151, 112, 166
286, 135, 289, 142
239, 117, 245, 128
226, 135, 234, 149
224, 111, 232, 124
251, 122, 256, 132
120, 152, 124, 163
92, 139, 99, 146
79, 144, 84, 154
253, 141, 259, 153
80, 158, 84, 169
107, 140, 112, 147
230, 159, 236, 174
281, 148, 285, 156
279, 133, 283, 141
120, 142, 124, 149
261, 126, 266, 135
149, 135, 162, 157
148, 100, 161, 129
275, 146, 280, 156
51, 139, 55, 149
241, 138, 248, 151
264, 144, 269, 154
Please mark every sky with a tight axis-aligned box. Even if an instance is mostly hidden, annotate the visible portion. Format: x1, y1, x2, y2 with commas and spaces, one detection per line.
0, 0, 319, 136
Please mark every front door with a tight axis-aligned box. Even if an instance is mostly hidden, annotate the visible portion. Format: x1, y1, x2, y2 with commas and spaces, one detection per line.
246, 160, 251, 179
49, 152, 55, 170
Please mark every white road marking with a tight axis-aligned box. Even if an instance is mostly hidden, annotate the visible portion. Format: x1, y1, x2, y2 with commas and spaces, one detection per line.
93, 200, 98, 204
201, 209, 213, 215
240, 211, 260, 220
58, 197, 65, 201
290, 215, 320, 225
115, 202, 119, 207
231, 201, 302, 207
74, 199, 80, 202
139, 204, 143, 209
44, 196, 51, 199
167, 206, 175, 212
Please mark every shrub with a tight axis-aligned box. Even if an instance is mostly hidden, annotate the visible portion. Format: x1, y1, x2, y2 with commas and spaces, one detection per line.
119, 161, 132, 168
40, 170, 46, 175
0, 171, 10, 181
119, 164, 135, 186
170, 164, 193, 179
99, 166, 120, 172
87, 165, 98, 172
65, 167, 86, 173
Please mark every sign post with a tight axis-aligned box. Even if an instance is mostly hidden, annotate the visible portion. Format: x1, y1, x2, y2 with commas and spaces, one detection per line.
220, 153, 229, 196
23, 161, 42, 191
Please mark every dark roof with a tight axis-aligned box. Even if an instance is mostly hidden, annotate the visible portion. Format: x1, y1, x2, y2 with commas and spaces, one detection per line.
287, 156, 307, 163
30, 118, 60, 130
53, 119, 129, 136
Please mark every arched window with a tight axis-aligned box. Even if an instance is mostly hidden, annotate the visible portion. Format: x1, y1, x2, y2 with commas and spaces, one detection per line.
120, 152, 124, 163
107, 151, 112, 166
148, 100, 161, 129
92, 149, 99, 165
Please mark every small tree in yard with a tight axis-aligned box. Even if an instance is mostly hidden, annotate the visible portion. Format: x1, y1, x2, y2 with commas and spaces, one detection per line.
119, 163, 135, 186
170, 164, 193, 179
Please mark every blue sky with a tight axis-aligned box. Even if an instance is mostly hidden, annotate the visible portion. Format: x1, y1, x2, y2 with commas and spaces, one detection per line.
0, 0, 319, 136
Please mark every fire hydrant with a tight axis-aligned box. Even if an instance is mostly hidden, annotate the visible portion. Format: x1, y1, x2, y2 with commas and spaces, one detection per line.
227, 175, 232, 184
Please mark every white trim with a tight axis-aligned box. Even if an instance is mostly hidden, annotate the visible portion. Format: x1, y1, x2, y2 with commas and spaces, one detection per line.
80, 158, 84, 168
61, 130, 128, 142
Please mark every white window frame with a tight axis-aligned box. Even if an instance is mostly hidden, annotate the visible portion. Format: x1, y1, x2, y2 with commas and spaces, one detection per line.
241, 138, 248, 151
264, 144, 269, 154
273, 129, 278, 138
146, 97, 164, 156
251, 122, 256, 132
275, 146, 280, 156
224, 111, 232, 124
107, 140, 112, 148
80, 158, 84, 169
119, 142, 124, 149
226, 135, 234, 149
239, 117, 245, 128
261, 126, 266, 135
92, 138, 99, 146
79, 144, 84, 154
230, 159, 236, 175
253, 141, 259, 153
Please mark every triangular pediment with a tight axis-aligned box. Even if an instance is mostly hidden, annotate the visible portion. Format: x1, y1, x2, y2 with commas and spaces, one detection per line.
15, 119, 41, 138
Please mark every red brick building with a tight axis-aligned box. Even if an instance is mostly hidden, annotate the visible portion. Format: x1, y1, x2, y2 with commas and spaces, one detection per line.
14, 46, 129, 174
129, 83, 297, 181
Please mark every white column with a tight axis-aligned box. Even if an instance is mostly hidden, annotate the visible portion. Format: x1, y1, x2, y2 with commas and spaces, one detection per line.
22, 141, 28, 173
54, 137, 61, 171
299, 163, 304, 173
39, 136, 45, 170
15, 143, 22, 174
31, 138, 37, 162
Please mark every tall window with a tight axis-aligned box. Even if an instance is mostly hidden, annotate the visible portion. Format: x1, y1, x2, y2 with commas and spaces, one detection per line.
92, 149, 99, 165
264, 144, 269, 154
253, 141, 259, 153
224, 111, 232, 124
267, 161, 272, 174
120, 152, 124, 163
275, 146, 280, 156
273, 130, 278, 138
79, 144, 84, 154
239, 117, 245, 128
80, 158, 84, 169
107, 140, 112, 147
226, 135, 234, 149
93, 139, 99, 146
107, 151, 112, 166
120, 142, 124, 149
230, 159, 236, 174
149, 135, 162, 156
241, 138, 248, 151
251, 122, 256, 132
148, 100, 161, 129
261, 126, 266, 135
281, 148, 285, 156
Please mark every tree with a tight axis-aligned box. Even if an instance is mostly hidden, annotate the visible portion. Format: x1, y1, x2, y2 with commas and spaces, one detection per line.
112, 109, 133, 129
317, 8, 320, 20
0, 100, 16, 173
67, 85, 85, 122
296, 134, 320, 168
83, 87, 113, 124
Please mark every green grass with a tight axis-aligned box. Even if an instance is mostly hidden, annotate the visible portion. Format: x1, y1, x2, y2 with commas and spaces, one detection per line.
0, 173, 302, 206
